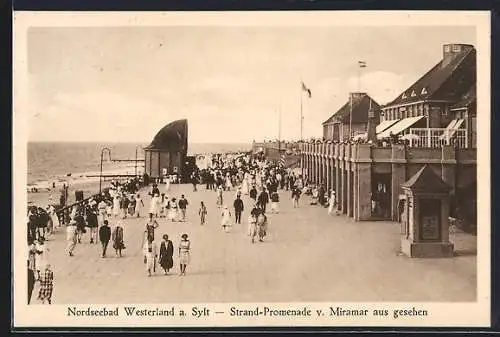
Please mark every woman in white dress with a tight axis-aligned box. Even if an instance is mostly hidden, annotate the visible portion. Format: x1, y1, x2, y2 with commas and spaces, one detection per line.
134, 194, 144, 218
328, 190, 336, 215
106, 202, 113, 218
34, 238, 49, 279
220, 205, 232, 233
113, 195, 121, 218
165, 178, 171, 193
70, 206, 77, 221
149, 194, 161, 218
241, 172, 249, 195
47, 205, 60, 232
143, 235, 157, 277
178, 234, 191, 276
168, 198, 179, 222
247, 213, 257, 243
225, 174, 233, 191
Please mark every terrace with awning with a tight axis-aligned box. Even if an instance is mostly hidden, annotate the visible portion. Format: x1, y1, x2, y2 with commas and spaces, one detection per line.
377, 116, 425, 139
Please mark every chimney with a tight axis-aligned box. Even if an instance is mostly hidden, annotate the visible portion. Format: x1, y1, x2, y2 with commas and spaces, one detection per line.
442, 44, 474, 67
349, 92, 366, 103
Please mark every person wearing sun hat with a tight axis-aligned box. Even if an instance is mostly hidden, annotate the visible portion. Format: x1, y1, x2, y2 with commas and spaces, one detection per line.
159, 234, 174, 275
178, 233, 191, 276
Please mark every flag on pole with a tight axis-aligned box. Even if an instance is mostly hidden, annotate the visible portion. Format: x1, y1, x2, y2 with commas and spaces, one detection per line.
301, 81, 312, 98
358, 61, 367, 68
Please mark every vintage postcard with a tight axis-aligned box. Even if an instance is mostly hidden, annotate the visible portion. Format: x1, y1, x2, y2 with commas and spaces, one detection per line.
13, 11, 491, 328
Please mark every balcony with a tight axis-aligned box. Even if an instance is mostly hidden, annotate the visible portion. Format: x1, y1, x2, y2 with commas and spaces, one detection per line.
407, 128, 468, 149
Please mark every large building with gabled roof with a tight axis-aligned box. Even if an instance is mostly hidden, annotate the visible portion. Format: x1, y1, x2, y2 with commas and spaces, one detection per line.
378, 44, 476, 148
322, 92, 381, 141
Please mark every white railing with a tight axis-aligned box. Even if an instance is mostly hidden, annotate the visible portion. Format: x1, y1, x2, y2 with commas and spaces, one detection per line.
408, 128, 467, 148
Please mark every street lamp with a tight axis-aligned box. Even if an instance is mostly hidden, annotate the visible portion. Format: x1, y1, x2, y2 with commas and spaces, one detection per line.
135, 145, 143, 178
99, 147, 112, 194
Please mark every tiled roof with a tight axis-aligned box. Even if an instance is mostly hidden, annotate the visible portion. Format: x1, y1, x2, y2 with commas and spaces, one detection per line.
401, 164, 451, 193
450, 84, 476, 110
322, 94, 381, 125
384, 47, 476, 107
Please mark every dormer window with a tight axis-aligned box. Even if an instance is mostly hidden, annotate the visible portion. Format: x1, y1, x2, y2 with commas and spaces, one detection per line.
421, 87, 428, 95
452, 45, 461, 52
444, 45, 451, 53
402, 92, 407, 99
411, 90, 416, 97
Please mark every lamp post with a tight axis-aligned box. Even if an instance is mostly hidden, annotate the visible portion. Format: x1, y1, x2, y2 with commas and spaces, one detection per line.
135, 145, 143, 178
99, 147, 112, 195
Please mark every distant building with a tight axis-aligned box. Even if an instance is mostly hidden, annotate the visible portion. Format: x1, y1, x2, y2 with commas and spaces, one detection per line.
378, 44, 476, 148
322, 93, 381, 141
144, 119, 188, 180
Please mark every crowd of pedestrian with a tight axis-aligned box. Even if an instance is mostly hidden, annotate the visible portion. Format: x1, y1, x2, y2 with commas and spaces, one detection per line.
26, 151, 342, 304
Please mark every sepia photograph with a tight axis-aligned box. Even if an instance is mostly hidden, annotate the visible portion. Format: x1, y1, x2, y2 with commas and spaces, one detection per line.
13, 11, 490, 327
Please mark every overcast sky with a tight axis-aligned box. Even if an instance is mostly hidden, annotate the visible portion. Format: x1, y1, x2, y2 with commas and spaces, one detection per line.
27, 25, 476, 143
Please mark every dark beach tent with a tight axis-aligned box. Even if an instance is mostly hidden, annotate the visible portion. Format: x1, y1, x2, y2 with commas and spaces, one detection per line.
144, 119, 189, 181
145, 119, 188, 152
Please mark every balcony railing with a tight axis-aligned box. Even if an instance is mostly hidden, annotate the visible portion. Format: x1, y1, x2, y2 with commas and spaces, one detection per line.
408, 128, 468, 148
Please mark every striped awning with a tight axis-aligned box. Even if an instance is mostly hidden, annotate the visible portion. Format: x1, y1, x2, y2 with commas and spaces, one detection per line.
377, 116, 425, 139
376, 119, 400, 134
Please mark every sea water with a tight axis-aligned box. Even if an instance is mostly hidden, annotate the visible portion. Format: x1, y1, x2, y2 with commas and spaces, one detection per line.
27, 141, 252, 189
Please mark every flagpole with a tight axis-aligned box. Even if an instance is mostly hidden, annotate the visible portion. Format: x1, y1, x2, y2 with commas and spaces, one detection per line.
349, 93, 352, 140
278, 106, 282, 151
300, 90, 303, 141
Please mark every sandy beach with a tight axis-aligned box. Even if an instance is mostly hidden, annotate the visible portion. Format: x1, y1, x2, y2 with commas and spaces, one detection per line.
27, 180, 112, 208
27, 164, 145, 208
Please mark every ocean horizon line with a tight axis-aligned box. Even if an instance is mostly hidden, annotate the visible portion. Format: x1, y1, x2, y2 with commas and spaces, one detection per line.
27, 140, 255, 145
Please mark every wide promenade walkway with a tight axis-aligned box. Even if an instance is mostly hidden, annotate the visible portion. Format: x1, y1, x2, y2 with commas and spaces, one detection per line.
34, 183, 476, 304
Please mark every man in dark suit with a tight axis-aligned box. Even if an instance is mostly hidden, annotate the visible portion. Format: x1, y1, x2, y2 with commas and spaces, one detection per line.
233, 195, 244, 224
99, 220, 111, 258
257, 188, 269, 213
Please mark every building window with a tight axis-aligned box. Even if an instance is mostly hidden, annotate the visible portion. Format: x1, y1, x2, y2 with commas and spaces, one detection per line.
402, 93, 407, 99
399, 107, 406, 119
411, 90, 416, 97
452, 44, 461, 52
444, 45, 451, 53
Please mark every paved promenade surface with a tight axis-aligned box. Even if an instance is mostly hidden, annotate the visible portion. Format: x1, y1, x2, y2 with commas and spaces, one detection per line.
33, 184, 476, 304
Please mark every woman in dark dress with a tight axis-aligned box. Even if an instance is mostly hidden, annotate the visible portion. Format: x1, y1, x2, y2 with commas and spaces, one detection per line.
112, 222, 125, 257
85, 207, 99, 244
159, 234, 174, 275
74, 208, 86, 244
